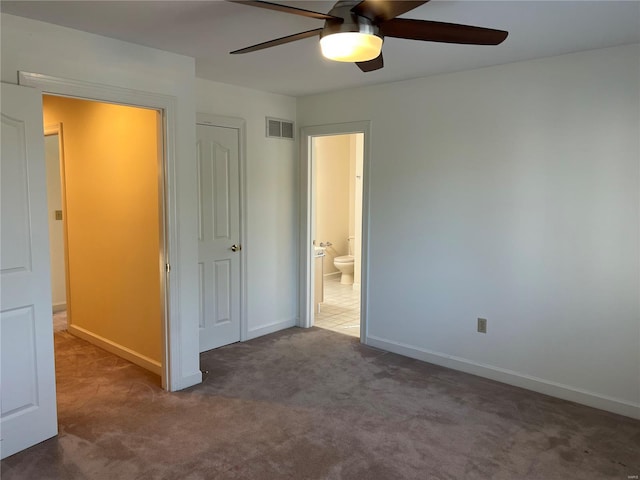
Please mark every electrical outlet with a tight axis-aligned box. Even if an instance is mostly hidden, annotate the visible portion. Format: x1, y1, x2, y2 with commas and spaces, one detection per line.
477, 318, 487, 334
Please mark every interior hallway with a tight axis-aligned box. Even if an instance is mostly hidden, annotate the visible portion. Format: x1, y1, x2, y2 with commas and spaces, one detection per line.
1, 328, 638, 479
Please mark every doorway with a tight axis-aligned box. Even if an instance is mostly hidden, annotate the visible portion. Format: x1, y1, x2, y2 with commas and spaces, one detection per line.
299, 122, 371, 343
43, 127, 69, 334
312, 134, 364, 337
42, 94, 166, 382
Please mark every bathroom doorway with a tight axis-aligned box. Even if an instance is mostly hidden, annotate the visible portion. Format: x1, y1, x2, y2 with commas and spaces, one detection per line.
312, 134, 363, 337
299, 122, 371, 342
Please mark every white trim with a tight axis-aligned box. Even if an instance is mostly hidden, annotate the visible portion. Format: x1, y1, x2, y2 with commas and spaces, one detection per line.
196, 113, 249, 343
299, 121, 372, 345
247, 318, 297, 340
170, 372, 204, 391
68, 324, 162, 376
18, 71, 188, 391
366, 335, 640, 420
52, 303, 66, 313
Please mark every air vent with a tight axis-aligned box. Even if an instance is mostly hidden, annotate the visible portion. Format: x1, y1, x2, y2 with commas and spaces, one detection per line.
266, 117, 294, 140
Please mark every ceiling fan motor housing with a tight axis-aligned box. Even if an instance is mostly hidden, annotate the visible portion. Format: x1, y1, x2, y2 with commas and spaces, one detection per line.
321, 1, 382, 40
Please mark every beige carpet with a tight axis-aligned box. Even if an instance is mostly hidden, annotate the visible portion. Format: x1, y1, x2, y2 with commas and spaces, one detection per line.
1, 327, 638, 479
52, 310, 67, 333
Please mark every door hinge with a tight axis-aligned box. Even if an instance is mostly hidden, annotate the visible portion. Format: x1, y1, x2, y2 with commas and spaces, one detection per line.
165, 263, 171, 273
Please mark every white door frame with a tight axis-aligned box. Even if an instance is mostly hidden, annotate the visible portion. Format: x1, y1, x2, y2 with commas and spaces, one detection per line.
19, 72, 177, 390
43, 123, 72, 319
196, 113, 248, 343
299, 121, 372, 344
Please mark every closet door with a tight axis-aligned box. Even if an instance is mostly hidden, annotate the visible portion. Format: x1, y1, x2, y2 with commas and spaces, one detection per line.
196, 122, 242, 352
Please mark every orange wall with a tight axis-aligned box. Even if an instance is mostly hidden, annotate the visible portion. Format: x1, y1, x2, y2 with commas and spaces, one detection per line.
43, 95, 162, 365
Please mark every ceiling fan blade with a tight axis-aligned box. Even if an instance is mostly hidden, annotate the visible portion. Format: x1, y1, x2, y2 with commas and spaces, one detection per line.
380, 18, 508, 45
227, 0, 341, 21
356, 53, 384, 72
230, 28, 323, 54
351, 1, 429, 22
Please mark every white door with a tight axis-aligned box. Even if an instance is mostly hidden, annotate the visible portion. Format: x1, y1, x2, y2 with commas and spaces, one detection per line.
196, 123, 241, 352
1, 83, 58, 458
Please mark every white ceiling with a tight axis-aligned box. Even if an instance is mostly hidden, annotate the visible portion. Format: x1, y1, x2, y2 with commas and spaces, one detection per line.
2, 1, 638, 96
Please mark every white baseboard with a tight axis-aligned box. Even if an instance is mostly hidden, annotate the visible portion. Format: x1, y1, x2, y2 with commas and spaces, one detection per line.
247, 317, 297, 340
323, 271, 341, 279
365, 335, 640, 420
68, 324, 162, 376
170, 371, 202, 392
352, 283, 361, 292
52, 303, 66, 313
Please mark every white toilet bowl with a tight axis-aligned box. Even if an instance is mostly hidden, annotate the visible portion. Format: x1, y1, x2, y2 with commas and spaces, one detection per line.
334, 255, 354, 285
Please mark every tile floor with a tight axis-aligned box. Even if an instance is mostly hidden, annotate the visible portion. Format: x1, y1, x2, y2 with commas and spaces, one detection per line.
314, 274, 361, 338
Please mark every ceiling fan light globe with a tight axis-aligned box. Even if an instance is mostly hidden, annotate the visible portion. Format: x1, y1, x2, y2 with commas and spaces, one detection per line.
320, 32, 383, 62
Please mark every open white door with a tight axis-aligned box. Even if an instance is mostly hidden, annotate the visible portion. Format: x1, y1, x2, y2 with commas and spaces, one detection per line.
1, 83, 58, 458
196, 123, 242, 352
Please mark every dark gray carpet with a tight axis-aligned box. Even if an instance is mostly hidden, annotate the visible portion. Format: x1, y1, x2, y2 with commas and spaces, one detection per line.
2, 327, 639, 479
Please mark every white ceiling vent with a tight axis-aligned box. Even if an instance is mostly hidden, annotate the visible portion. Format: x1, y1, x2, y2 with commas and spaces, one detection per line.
266, 117, 294, 140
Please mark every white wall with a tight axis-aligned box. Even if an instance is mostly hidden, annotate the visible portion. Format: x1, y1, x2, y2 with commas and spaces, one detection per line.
195, 78, 298, 338
1, 13, 201, 390
44, 134, 66, 310
298, 44, 640, 418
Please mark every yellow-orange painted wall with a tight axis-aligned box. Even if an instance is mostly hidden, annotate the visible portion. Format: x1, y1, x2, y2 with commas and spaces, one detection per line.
43, 95, 162, 365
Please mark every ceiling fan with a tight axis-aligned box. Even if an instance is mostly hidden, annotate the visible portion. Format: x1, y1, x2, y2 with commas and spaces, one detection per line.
228, 0, 508, 72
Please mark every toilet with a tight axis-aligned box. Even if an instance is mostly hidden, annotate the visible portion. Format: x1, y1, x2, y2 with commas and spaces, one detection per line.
333, 237, 356, 284
333, 255, 354, 285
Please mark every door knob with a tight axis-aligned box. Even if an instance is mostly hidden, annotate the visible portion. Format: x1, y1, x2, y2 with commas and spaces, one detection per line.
231, 244, 242, 252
